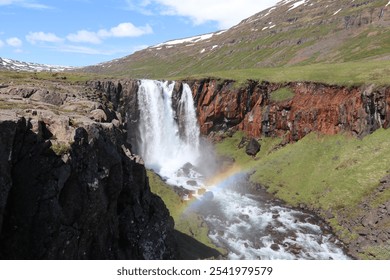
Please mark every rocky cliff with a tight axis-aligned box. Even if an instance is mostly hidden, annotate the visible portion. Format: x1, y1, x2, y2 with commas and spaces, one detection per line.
187, 79, 390, 141
2, 76, 389, 260
0, 80, 177, 259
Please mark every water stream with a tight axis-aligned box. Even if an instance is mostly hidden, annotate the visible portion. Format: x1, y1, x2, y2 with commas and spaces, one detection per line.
136, 79, 349, 260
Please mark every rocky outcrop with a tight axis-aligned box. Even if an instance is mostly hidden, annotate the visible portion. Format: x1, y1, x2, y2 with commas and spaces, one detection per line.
245, 138, 261, 157
88, 80, 140, 153
187, 79, 390, 141
337, 173, 390, 258
0, 80, 177, 260
87, 78, 390, 144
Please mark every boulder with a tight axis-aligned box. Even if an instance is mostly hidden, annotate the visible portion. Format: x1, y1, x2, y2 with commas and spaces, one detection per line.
90, 109, 107, 122
238, 136, 248, 149
245, 138, 261, 156
361, 211, 379, 227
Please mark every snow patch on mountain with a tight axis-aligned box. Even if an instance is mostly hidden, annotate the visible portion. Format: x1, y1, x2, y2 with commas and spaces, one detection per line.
0, 57, 74, 72
150, 30, 226, 49
288, 0, 308, 11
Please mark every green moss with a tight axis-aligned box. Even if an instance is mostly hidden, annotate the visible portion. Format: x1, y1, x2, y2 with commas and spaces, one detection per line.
270, 87, 295, 102
50, 142, 71, 156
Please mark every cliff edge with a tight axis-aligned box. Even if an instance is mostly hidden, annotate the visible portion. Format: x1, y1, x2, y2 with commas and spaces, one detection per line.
0, 79, 177, 259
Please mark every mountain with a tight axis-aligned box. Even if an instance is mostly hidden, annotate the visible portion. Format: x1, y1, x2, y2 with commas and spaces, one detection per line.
0, 57, 74, 72
82, 0, 390, 79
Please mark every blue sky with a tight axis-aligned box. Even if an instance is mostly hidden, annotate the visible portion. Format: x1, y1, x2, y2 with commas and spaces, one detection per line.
0, 0, 279, 67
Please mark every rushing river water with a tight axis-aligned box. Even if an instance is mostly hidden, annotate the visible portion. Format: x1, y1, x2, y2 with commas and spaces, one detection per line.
136, 79, 350, 260
197, 174, 348, 260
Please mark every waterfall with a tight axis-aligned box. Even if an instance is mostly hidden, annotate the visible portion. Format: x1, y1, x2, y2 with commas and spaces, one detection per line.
135, 79, 349, 260
178, 83, 200, 151
137, 79, 201, 187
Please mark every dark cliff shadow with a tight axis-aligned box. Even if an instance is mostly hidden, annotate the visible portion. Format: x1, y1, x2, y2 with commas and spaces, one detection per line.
173, 230, 222, 260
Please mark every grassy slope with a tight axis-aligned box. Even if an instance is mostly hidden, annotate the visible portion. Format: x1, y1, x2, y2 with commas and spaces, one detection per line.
90, 59, 390, 87
215, 130, 390, 259
0, 70, 106, 84
179, 60, 390, 86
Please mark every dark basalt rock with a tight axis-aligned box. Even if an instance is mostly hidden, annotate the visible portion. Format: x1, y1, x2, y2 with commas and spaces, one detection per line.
0, 117, 177, 260
245, 138, 261, 156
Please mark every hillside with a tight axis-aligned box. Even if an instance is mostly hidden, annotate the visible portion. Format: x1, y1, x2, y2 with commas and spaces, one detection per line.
82, 0, 390, 81
0, 57, 74, 73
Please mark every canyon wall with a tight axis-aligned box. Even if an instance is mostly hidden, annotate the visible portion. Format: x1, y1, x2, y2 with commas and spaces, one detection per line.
3, 77, 387, 259
187, 79, 390, 141
0, 81, 177, 259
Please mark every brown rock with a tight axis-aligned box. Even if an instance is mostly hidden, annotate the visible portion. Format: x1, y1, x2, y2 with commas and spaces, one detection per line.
361, 211, 379, 227
189, 80, 390, 142
90, 109, 107, 122
245, 138, 261, 156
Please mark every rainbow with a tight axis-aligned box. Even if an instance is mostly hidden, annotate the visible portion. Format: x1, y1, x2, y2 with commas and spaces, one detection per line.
205, 164, 245, 188
180, 163, 250, 214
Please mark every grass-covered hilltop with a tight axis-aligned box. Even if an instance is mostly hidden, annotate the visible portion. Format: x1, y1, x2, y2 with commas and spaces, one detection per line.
1, 0, 390, 260
81, 0, 390, 85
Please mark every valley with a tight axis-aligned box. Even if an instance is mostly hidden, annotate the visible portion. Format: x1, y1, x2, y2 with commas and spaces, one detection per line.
1, 0, 390, 261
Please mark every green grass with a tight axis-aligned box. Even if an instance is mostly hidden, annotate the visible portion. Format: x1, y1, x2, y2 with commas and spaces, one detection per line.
215, 131, 283, 169
215, 129, 390, 252
181, 60, 390, 86
50, 142, 71, 156
251, 131, 390, 210
147, 170, 225, 255
362, 241, 390, 260
270, 87, 295, 102
0, 70, 106, 84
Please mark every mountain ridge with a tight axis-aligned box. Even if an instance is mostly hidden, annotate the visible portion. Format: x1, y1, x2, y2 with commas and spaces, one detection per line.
81, 0, 390, 80
0, 57, 74, 73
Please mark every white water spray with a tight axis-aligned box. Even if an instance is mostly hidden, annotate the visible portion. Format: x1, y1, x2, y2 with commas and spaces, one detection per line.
137, 79, 201, 187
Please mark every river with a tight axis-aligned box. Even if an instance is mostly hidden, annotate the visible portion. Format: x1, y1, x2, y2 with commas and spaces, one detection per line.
136, 79, 350, 260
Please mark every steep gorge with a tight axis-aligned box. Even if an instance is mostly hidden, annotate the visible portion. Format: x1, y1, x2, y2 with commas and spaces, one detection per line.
1, 77, 389, 259
187, 79, 390, 141
94, 78, 390, 259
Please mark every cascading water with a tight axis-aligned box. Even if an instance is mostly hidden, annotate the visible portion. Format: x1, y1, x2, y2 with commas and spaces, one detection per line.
135, 79, 350, 260
137, 79, 202, 189
177, 83, 200, 150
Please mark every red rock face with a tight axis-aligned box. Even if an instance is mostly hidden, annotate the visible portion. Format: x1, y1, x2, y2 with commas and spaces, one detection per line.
187, 79, 390, 141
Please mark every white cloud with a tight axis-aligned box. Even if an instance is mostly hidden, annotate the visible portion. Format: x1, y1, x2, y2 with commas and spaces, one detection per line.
130, 0, 279, 29
26, 32, 63, 44
65, 22, 153, 45
54, 44, 140, 56
125, 0, 153, 15
98, 22, 153, 38
6, 37, 22, 47
0, 0, 18, 4
67, 30, 102, 44
57, 45, 115, 55
0, 0, 51, 9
